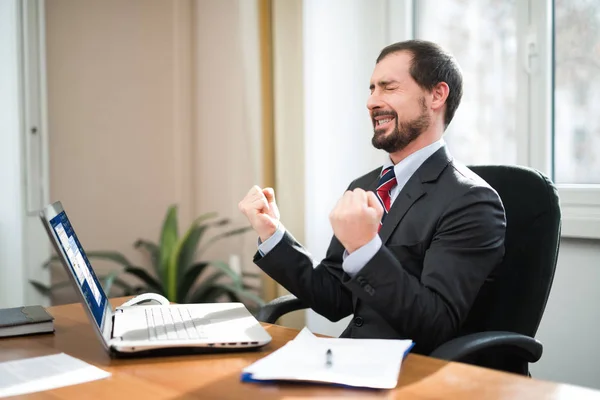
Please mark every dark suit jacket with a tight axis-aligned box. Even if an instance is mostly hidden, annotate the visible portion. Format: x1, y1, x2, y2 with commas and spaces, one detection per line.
254, 146, 506, 354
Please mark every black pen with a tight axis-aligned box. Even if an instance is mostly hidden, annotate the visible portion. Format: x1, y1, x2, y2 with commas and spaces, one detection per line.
325, 349, 333, 367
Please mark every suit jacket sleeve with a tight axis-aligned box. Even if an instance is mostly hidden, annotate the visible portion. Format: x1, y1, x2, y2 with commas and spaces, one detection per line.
253, 229, 353, 322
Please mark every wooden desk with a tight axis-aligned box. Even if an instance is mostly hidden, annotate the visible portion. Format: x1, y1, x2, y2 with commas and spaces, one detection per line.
0, 298, 598, 399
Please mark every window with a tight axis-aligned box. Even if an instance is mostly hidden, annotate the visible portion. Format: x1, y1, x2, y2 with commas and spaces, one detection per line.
415, 0, 518, 166
413, 0, 600, 238
554, 0, 600, 184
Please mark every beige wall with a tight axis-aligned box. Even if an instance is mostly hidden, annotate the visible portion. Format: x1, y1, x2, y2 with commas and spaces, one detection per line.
192, 0, 263, 267
46, 0, 263, 303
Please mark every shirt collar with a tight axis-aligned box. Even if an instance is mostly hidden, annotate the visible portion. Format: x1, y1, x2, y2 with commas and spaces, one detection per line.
381, 138, 445, 188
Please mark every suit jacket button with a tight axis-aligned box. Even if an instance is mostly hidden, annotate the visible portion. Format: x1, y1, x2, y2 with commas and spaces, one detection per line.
354, 316, 364, 327
364, 284, 375, 295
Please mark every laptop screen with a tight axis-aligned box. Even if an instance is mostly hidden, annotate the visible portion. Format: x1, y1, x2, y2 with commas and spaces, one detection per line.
49, 211, 108, 328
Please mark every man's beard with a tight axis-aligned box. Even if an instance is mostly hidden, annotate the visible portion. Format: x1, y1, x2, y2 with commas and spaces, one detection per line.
371, 97, 430, 153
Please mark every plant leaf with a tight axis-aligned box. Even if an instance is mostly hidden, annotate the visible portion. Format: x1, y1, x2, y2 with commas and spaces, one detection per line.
167, 215, 216, 302
30, 280, 51, 295
124, 266, 163, 294
84, 251, 133, 268
108, 277, 134, 295
172, 218, 215, 301
196, 226, 252, 259
188, 285, 229, 303
177, 225, 207, 279
167, 237, 185, 303
206, 260, 243, 287
213, 283, 266, 306
176, 215, 235, 280
178, 260, 242, 303
103, 269, 123, 296
210, 218, 230, 227
177, 262, 209, 301
176, 212, 222, 276
134, 239, 160, 276
131, 286, 148, 295
159, 205, 179, 297
161, 208, 221, 300
182, 271, 225, 303
194, 211, 220, 224
225, 291, 240, 302
42, 255, 61, 269
29, 280, 73, 295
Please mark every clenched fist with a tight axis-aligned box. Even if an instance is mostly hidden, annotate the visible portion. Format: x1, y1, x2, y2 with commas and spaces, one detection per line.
329, 188, 384, 253
238, 186, 281, 242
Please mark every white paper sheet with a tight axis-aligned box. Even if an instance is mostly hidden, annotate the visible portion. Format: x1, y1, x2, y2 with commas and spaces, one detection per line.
242, 327, 413, 389
0, 353, 111, 398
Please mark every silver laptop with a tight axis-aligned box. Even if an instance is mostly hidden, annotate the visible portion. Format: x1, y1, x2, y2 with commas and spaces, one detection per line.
39, 201, 271, 356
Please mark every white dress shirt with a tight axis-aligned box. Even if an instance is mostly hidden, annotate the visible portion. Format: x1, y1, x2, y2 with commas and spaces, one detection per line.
258, 138, 445, 276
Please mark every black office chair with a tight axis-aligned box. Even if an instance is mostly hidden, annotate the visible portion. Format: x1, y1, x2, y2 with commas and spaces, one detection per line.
257, 165, 561, 376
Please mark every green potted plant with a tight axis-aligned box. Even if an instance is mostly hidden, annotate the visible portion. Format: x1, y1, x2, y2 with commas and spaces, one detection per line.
32, 205, 265, 313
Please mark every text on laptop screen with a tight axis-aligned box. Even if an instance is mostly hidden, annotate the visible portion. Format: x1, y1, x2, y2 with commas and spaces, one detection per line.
50, 211, 108, 328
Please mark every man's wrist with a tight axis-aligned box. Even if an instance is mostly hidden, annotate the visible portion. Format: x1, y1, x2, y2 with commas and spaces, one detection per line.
343, 234, 378, 254
257, 223, 285, 256
342, 234, 382, 277
258, 222, 281, 243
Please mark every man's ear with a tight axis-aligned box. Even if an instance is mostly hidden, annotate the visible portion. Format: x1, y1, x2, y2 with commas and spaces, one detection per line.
431, 82, 450, 112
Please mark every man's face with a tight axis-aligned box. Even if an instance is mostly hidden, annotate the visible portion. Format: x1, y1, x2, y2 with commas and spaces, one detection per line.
368, 51, 430, 153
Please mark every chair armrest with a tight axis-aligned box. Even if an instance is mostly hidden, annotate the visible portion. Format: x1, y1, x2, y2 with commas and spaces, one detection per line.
429, 331, 543, 364
256, 294, 308, 324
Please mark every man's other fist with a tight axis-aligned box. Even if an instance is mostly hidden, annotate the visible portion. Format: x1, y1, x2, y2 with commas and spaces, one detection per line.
238, 186, 281, 242
329, 188, 383, 253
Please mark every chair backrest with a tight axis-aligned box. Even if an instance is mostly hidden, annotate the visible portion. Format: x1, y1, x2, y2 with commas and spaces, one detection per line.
460, 165, 561, 339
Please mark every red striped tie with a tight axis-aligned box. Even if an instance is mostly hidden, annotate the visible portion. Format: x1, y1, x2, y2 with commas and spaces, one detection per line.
376, 166, 397, 231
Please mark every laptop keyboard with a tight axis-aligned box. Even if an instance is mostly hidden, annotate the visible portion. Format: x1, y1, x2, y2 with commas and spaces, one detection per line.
145, 308, 208, 341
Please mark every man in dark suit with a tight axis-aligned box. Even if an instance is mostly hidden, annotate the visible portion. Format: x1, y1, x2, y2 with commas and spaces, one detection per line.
238, 40, 506, 355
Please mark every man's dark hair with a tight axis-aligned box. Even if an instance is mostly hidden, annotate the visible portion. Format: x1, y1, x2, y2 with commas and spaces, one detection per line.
377, 40, 463, 129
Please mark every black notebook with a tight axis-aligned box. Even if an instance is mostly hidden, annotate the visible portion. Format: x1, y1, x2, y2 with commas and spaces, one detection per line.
0, 306, 54, 338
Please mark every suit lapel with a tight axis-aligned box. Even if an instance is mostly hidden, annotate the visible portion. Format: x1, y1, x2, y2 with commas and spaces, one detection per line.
348, 145, 452, 311
378, 145, 453, 244
378, 178, 426, 243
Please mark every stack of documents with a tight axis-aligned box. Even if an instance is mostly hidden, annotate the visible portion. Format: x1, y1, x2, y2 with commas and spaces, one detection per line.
241, 328, 413, 389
